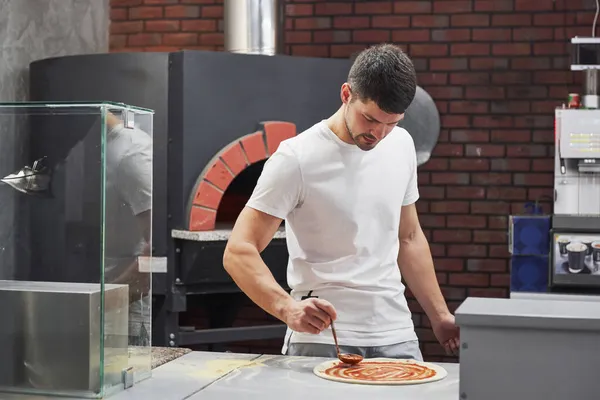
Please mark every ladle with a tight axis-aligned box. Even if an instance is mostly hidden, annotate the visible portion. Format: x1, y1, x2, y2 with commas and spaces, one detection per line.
330, 320, 363, 365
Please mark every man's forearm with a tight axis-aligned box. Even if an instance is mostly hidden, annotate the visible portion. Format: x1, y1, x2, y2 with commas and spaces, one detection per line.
398, 230, 450, 323
223, 242, 294, 322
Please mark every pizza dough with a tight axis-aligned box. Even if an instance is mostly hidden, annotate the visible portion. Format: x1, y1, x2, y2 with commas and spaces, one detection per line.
313, 357, 447, 385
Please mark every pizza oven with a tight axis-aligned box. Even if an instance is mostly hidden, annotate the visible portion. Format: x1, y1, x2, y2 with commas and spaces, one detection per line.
29, 49, 353, 349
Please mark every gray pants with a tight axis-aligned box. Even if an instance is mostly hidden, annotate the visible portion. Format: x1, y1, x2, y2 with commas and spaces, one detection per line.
286, 340, 423, 361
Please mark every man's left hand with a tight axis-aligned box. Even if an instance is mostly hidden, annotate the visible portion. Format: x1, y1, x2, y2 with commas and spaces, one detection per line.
431, 313, 460, 356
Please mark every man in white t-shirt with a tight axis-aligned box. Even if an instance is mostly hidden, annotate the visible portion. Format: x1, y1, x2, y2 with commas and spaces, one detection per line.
223, 44, 459, 360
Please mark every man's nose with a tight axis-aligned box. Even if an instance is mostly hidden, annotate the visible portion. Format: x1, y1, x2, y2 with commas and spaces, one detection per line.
370, 124, 387, 140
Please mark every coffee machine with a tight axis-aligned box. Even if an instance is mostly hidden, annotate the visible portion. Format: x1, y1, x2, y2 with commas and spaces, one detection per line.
550, 37, 600, 289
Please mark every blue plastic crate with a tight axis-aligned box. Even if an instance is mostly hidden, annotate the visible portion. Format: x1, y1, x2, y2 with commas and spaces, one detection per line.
509, 215, 551, 256
510, 255, 549, 293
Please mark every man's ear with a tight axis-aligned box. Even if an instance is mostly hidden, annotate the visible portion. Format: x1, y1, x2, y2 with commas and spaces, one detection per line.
340, 82, 351, 104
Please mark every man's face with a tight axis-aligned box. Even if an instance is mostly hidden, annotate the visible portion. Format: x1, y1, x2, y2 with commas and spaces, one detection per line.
341, 83, 404, 151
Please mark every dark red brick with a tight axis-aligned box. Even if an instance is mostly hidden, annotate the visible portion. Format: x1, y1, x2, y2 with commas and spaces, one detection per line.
450, 158, 490, 171
353, 30, 391, 43
492, 14, 532, 26
431, 29, 470, 41
493, 43, 531, 56
474, 0, 513, 11
111, 21, 144, 34
513, 27, 554, 41
465, 144, 505, 157
355, 1, 392, 14
474, 230, 507, 243
128, 33, 162, 46
490, 130, 532, 143
451, 14, 490, 27
446, 186, 486, 199
447, 215, 487, 228
431, 172, 470, 185
433, 230, 472, 243
473, 116, 514, 128
472, 28, 511, 41
450, 129, 490, 142
469, 58, 510, 70
394, 1, 432, 13
165, 5, 200, 18
515, 0, 553, 11
430, 58, 469, 71
490, 158, 530, 171
145, 20, 179, 32
487, 187, 527, 200
182, 19, 216, 32
471, 201, 511, 214
412, 15, 450, 28
315, 3, 352, 15
332, 16, 366, 29
372, 16, 410, 28
466, 86, 505, 99
434, 1, 473, 13
430, 201, 470, 214
451, 43, 490, 56
471, 173, 512, 185
467, 258, 508, 272
286, 4, 313, 16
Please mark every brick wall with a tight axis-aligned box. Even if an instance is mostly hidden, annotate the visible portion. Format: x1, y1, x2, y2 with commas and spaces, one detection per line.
110, 0, 597, 361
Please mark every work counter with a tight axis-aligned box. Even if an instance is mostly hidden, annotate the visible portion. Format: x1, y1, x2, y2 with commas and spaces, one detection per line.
2, 351, 459, 399
116, 351, 459, 400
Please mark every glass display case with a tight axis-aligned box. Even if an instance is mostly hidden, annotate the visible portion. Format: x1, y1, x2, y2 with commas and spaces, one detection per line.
0, 102, 154, 398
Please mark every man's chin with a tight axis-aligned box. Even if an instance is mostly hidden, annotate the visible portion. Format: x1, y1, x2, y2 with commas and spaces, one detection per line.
355, 140, 377, 151
357, 144, 376, 151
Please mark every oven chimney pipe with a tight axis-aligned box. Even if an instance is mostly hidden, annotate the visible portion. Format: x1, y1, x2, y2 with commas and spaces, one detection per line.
224, 0, 285, 55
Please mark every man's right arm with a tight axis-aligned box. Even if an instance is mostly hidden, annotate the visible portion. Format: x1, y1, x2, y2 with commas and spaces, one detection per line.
223, 206, 292, 322
223, 206, 336, 334
222, 144, 336, 334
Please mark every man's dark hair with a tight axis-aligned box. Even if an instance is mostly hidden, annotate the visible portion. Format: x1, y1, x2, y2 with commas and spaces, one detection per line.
347, 43, 417, 115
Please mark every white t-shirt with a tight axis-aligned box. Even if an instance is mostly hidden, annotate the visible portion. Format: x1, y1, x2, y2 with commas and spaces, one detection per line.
246, 120, 420, 354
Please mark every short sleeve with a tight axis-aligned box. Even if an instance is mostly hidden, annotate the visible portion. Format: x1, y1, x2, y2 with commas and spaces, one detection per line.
246, 142, 303, 219
402, 136, 420, 206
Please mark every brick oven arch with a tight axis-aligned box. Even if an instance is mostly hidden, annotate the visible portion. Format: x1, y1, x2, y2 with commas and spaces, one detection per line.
186, 121, 297, 231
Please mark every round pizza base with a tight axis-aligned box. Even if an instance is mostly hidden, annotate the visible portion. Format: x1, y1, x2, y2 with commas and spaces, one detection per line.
313, 357, 448, 386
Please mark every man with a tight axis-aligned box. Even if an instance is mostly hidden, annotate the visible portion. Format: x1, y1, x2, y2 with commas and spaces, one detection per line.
223, 43, 459, 360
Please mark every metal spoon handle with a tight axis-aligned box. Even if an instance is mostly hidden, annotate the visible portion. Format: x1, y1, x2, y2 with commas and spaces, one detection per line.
330, 320, 341, 357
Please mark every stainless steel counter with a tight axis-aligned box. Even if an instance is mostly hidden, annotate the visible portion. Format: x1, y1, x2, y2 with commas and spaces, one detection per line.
189, 353, 459, 400
1, 351, 459, 399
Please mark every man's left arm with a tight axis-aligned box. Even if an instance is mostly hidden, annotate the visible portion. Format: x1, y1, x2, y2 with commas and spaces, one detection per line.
398, 202, 460, 355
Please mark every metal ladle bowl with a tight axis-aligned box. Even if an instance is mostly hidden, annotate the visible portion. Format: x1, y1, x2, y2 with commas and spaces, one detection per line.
330, 321, 363, 365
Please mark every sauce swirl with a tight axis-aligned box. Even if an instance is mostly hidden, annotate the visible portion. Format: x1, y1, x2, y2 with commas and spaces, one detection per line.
323, 360, 437, 382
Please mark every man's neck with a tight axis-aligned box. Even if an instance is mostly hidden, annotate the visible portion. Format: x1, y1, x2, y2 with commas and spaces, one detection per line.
325, 106, 354, 145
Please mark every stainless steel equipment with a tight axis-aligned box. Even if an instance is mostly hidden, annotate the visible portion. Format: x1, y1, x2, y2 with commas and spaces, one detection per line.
456, 296, 600, 400
571, 37, 600, 109
554, 108, 600, 215
549, 37, 600, 290
224, 0, 285, 55
0, 280, 129, 398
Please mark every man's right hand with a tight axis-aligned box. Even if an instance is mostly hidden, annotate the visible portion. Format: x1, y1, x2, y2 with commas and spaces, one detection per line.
282, 298, 338, 334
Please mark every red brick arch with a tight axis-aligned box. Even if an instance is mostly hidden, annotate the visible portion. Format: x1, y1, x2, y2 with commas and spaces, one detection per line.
187, 121, 296, 231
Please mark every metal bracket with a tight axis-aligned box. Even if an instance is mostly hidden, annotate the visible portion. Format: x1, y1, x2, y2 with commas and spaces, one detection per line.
124, 109, 135, 129
122, 366, 134, 389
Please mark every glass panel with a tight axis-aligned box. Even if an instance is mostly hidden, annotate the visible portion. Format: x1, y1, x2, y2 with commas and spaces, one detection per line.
103, 106, 153, 389
0, 102, 153, 399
